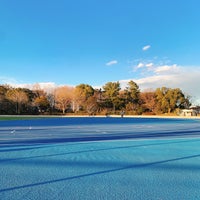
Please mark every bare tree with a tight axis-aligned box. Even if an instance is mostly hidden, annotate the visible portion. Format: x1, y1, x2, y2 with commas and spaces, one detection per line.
85, 96, 98, 115
140, 90, 156, 113
73, 84, 94, 112
47, 92, 55, 114
55, 86, 74, 114
6, 88, 29, 114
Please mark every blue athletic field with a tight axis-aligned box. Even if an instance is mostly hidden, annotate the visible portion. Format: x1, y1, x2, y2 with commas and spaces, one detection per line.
0, 117, 200, 200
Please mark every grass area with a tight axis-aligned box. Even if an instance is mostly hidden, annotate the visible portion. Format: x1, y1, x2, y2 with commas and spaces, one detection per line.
0, 116, 46, 121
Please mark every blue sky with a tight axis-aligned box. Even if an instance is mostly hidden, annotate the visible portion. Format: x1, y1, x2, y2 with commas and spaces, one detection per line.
0, 0, 200, 103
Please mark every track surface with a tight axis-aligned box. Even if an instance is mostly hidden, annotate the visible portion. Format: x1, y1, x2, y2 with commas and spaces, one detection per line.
1, 117, 200, 200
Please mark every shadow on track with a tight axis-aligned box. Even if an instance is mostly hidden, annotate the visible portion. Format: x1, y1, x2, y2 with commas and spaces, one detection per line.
1, 128, 200, 146
1, 153, 200, 193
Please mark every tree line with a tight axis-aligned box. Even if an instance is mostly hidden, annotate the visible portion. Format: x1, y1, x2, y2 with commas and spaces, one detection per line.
0, 80, 191, 115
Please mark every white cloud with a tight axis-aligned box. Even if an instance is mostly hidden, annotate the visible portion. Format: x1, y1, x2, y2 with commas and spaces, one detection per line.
119, 66, 200, 105
145, 63, 153, 68
136, 62, 144, 68
134, 62, 154, 72
154, 64, 179, 74
0, 76, 19, 85
11, 82, 58, 93
106, 60, 118, 66
142, 45, 151, 51
0, 78, 59, 94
